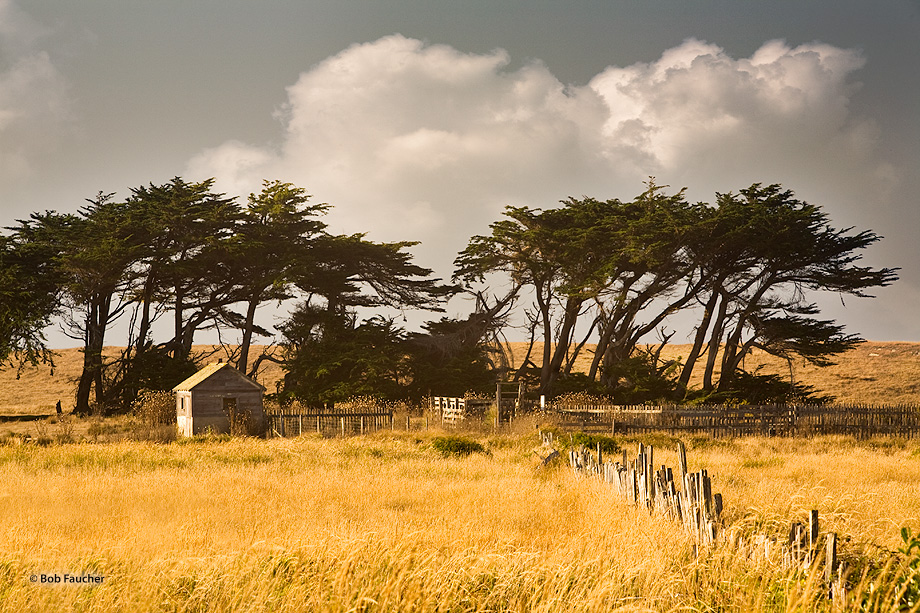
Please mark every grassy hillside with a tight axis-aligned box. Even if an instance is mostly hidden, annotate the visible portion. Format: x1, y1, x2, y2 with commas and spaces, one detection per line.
2, 341, 919, 414
506, 341, 920, 405
0, 346, 284, 415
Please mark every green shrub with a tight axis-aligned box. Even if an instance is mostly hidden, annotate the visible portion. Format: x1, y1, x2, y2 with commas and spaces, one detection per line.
896, 527, 920, 609
431, 435, 487, 458
567, 432, 620, 455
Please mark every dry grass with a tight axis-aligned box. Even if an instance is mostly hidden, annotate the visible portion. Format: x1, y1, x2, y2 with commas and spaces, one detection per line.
506, 341, 920, 404
2, 341, 918, 415
0, 345, 284, 414
1, 432, 919, 611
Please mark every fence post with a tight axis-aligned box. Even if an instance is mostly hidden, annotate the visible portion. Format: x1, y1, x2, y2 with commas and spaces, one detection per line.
809, 510, 819, 554
495, 383, 501, 431
677, 440, 688, 478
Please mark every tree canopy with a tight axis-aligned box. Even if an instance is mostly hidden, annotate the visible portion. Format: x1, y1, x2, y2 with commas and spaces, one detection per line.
0, 177, 898, 409
455, 181, 897, 402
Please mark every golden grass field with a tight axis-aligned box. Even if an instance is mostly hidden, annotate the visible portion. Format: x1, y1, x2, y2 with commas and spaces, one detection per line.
3, 344, 920, 610
1, 431, 919, 611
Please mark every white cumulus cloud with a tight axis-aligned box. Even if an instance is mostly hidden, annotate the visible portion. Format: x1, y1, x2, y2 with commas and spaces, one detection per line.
189, 35, 888, 276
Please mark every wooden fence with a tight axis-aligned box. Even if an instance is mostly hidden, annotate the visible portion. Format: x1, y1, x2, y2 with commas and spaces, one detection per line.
570, 440, 722, 545
569, 439, 844, 597
552, 403, 920, 438
431, 397, 493, 427
266, 409, 393, 438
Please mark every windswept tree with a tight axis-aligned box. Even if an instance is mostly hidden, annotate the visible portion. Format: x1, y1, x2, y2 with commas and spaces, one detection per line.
228, 180, 328, 376
456, 182, 896, 403
453, 203, 597, 392
10, 198, 149, 414
0, 220, 65, 370
126, 177, 241, 363
100, 178, 244, 406
455, 182, 706, 397
678, 184, 898, 400
404, 292, 514, 398
580, 185, 708, 393
278, 234, 455, 405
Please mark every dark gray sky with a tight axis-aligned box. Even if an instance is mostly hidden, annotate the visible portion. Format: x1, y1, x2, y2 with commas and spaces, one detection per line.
2, 0, 919, 344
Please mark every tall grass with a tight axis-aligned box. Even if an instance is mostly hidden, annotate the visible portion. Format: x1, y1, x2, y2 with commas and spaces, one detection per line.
1, 433, 918, 611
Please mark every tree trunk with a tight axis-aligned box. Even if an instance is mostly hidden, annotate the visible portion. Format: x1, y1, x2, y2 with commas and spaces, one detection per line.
134, 269, 157, 356
238, 292, 260, 375
703, 293, 729, 391
75, 295, 109, 415
172, 286, 185, 360
677, 289, 719, 392
545, 297, 584, 390
534, 282, 554, 393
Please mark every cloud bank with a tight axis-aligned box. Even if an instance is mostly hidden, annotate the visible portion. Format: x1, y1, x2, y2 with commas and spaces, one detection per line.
0, 0, 68, 182
189, 34, 887, 274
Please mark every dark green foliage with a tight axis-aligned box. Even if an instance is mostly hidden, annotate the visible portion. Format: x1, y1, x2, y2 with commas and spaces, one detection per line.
543, 373, 608, 399
0, 228, 61, 370
278, 229, 460, 406
599, 353, 681, 404
279, 312, 409, 405
456, 181, 897, 405
567, 433, 620, 455
686, 371, 833, 405
896, 527, 920, 610
431, 435, 487, 457
108, 346, 199, 411
404, 313, 501, 398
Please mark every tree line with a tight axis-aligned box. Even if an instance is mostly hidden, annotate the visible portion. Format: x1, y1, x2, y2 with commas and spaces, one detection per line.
0, 178, 897, 412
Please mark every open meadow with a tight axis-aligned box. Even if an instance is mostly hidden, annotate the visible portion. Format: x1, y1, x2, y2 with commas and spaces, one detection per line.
2, 344, 920, 610
1, 430, 920, 611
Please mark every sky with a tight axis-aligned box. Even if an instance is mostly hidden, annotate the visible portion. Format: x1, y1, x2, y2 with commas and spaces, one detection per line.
1, 0, 919, 346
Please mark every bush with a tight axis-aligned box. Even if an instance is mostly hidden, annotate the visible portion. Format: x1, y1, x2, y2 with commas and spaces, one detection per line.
431, 435, 487, 457
225, 404, 256, 437
567, 432, 620, 455
131, 390, 176, 426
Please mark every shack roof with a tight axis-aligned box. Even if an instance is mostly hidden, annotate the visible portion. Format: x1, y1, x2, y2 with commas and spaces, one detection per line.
172, 362, 266, 392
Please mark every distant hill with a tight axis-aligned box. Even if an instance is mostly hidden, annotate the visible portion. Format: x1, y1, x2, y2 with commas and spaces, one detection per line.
0, 346, 284, 415
504, 341, 920, 405
2, 341, 918, 414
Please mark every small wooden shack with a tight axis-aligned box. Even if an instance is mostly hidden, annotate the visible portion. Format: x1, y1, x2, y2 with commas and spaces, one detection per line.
173, 362, 265, 436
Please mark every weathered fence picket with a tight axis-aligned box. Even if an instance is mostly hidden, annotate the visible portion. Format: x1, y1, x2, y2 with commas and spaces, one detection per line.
431, 396, 493, 427
567, 438, 843, 598
569, 440, 722, 546
552, 402, 920, 438
265, 409, 393, 437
